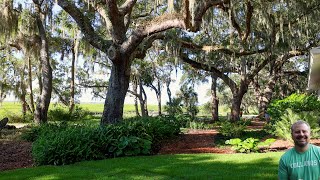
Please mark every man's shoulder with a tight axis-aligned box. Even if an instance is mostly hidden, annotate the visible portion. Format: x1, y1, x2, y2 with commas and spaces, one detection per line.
310, 144, 320, 153
280, 147, 295, 159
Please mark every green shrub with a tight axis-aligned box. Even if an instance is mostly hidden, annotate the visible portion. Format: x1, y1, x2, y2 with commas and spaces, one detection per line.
273, 109, 320, 140
164, 98, 183, 116
219, 120, 247, 138
175, 114, 193, 127
1, 112, 33, 123
125, 116, 181, 144
225, 138, 276, 153
20, 123, 67, 142
31, 116, 181, 166
267, 93, 320, 122
188, 121, 214, 130
32, 124, 152, 165
48, 106, 91, 122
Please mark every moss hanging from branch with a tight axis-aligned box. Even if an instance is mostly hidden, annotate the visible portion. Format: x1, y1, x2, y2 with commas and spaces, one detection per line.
0, 0, 19, 44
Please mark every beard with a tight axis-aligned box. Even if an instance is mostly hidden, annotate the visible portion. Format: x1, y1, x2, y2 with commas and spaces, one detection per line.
294, 135, 309, 147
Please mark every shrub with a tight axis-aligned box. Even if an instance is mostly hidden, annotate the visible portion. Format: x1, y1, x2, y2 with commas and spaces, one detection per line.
267, 93, 320, 122
125, 116, 181, 144
48, 106, 91, 122
175, 114, 193, 128
31, 116, 181, 166
20, 123, 66, 142
188, 121, 214, 130
2, 112, 33, 123
164, 98, 183, 116
273, 109, 320, 140
219, 120, 247, 138
225, 138, 276, 153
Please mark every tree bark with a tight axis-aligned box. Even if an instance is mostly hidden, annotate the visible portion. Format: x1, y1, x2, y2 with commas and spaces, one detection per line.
133, 80, 140, 117
211, 74, 219, 121
101, 59, 130, 125
139, 82, 148, 117
230, 81, 248, 122
69, 42, 78, 113
27, 56, 35, 113
33, 1, 53, 124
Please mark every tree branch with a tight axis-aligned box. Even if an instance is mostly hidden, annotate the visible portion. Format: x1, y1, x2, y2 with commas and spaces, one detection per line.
179, 52, 238, 92
242, 0, 253, 41
179, 39, 270, 57
133, 33, 165, 59
119, 0, 137, 16
56, 0, 112, 53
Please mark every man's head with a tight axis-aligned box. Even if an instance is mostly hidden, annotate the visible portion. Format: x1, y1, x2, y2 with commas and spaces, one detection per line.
291, 120, 311, 148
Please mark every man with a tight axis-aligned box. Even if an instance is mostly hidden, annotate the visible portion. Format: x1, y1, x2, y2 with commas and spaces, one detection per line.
278, 120, 320, 180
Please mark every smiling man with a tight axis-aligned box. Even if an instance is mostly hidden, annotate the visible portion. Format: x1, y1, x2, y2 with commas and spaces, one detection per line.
278, 120, 320, 180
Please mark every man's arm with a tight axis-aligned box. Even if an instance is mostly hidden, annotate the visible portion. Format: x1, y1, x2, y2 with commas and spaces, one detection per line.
278, 158, 289, 180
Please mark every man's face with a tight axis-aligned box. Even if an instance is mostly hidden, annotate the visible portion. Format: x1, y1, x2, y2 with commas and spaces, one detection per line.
291, 123, 310, 148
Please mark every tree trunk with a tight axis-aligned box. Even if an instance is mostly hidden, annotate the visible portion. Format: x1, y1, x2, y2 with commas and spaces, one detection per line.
166, 80, 172, 104
133, 81, 140, 117
33, 2, 53, 124
230, 81, 248, 122
157, 92, 162, 116
27, 56, 35, 113
211, 74, 219, 121
69, 42, 78, 113
139, 82, 148, 117
101, 60, 131, 125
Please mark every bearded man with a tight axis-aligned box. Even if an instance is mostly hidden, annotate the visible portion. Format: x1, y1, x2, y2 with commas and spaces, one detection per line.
278, 120, 320, 180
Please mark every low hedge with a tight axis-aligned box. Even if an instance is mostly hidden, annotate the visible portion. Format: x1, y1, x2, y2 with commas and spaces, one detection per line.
24, 116, 181, 166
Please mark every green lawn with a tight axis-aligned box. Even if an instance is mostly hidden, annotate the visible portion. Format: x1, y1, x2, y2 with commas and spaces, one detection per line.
0, 152, 282, 180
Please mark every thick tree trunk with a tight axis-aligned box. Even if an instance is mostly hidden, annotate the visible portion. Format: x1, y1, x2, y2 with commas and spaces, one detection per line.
230, 81, 248, 122
27, 57, 35, 113
33, 2, 53, 124
211, 74, 219, 121
101, 60, 130, 125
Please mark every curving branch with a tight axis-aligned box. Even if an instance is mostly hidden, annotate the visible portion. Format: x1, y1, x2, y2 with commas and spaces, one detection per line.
179, 39, 270, 57
179, 52, 238, 92
119, 0, 137, 16
229, 7, 242, 39
105, 0, 126, 43
133, 33, 165, 59
242, 0, 253, 41
56, 0, 112, 53
122, 13, 186, 55
191, 0, 230, 31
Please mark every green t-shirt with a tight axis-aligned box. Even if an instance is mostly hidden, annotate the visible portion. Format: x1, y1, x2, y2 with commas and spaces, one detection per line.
278, 144, 320, 180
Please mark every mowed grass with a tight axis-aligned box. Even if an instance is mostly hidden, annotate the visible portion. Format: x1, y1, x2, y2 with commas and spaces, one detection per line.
0, 153, 282, 180
0, 102, 159, 116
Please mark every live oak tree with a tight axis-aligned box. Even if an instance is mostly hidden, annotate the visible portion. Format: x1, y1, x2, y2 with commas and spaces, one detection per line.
176, 0, 320, 121
56, 0, 230, 124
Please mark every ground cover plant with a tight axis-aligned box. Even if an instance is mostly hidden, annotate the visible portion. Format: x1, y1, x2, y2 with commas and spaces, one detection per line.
0, 153, 282, 179
20, 116, 181, 166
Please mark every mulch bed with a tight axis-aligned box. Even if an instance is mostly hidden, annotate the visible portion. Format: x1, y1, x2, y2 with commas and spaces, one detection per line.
1, 120, 319, 172
0, 140, 33, 171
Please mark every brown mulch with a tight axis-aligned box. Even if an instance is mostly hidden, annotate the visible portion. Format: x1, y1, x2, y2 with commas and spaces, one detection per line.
0, 140, 33, 171
158, 129, 234, 154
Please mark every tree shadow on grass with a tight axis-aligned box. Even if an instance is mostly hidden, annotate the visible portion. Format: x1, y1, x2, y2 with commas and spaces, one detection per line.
0, 153, 281, 180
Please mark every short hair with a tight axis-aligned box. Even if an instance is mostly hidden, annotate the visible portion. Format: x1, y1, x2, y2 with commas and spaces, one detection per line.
291, 120, 311, 132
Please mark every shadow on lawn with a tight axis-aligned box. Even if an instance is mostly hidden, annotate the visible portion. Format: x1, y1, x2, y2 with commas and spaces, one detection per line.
0, 153, 280, 180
